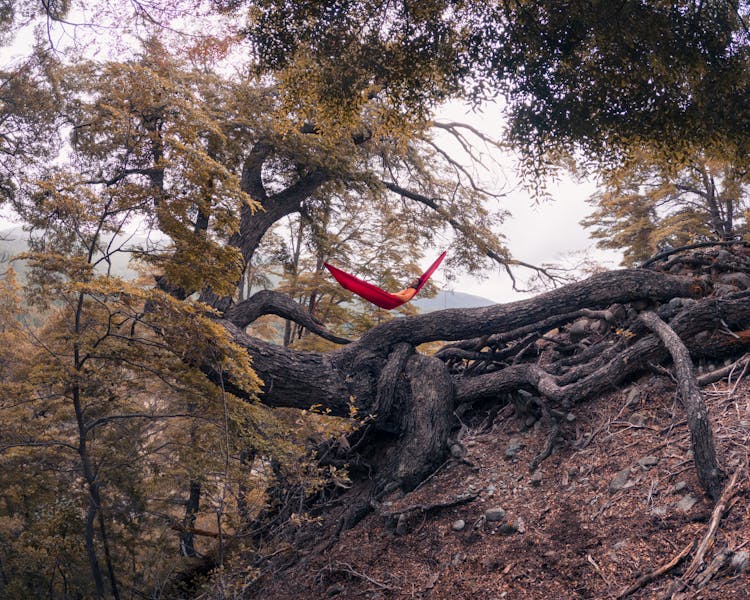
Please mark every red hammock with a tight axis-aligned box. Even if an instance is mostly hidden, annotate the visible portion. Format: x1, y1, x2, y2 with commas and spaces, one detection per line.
324, 251, 447, 310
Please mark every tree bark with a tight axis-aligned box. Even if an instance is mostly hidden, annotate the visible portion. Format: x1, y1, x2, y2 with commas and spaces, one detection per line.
179, 481, 202, 558
215, 269, 726, 493
225, 290, 349, 345
637, 311, 725, 500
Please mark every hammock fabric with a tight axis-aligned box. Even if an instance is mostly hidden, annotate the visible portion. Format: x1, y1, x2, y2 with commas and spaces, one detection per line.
324, 251, 447, 310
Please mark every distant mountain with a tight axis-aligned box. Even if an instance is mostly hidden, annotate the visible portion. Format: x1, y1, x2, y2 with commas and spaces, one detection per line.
0, 227, 140, 279
414, 290, 495, 312
1, 228, 496, 310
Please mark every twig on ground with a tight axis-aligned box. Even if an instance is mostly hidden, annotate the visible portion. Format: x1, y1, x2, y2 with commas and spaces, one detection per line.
616, 541, 694, 599
663, 469, 742, 598
379, 492, 479, 519
317, 561, 399, 591
692, 546, 733, 588
697, 354, 750, 387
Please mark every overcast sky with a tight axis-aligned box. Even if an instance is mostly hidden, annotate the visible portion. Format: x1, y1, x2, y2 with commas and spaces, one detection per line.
432, 102, 622, 304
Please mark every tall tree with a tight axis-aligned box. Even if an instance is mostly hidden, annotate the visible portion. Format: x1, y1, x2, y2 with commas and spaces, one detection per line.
582, 154, 750, 266
245, 0, 750, 172
2, 2, 750, 594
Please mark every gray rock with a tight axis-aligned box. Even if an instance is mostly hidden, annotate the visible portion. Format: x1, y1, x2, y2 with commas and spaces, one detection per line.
667, 297, 685, 312
672, 481, 688, 493
612, 539, 628, 551
485, 507, 506, 522
529, 471, 543, 486
629, 412, 647, 427
395, 513, 408, 536
625, 386, 641, 406
452, 519, 466, 532
637, 455, 659, 468
450, 443, 464, 458
731, 550, 749, 573
569, 319, 590, 342
609, 467, 631, 494
505, 438, 523, 459
327, 583, 346, 596
676, 494, 698, 513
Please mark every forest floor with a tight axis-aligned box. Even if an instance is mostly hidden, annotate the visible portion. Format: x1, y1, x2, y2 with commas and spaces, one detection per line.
254, 371, 750, 599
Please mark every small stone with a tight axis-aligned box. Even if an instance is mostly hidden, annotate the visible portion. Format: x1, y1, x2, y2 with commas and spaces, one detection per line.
609, 467, 631, 494
450, 443, 464, 458
451, 552, 465, 566
731, 550, 749, 573
676, 494, 698, 513
625, 386, 641, 405
672, 481, 688, 493
395, 513, 408, 536
485, 507, 506, 522
529, 471, 543, 487
629, 412, 647, 427
525, 415, 537, 427
667, 297, 684, 312
505, 438, 523, 459
637, 455, 659, 469
569, 319, 590, 342
515, 516, 526, 533
566, 412, 576, 422
486, 484, 496, 496
651, 506, 667, 516
327, 583, 346, 596
452, 519, 466, 532
613, 539, 628, 551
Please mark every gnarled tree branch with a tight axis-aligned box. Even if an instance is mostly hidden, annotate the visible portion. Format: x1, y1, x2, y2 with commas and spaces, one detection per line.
225, 289, 350, 345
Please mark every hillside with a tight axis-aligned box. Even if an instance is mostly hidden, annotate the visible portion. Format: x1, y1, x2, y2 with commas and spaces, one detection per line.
414, 290, 495, 312
250, 372, 750, 599
0, 227, 139, 280
0, 228, 494, 312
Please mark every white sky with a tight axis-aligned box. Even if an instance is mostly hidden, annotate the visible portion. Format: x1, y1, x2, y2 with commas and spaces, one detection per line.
431, 102, 622, 303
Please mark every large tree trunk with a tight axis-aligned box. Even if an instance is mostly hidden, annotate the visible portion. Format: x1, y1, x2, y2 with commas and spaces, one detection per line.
222, 269, 716, 491
192, 244, 750, 590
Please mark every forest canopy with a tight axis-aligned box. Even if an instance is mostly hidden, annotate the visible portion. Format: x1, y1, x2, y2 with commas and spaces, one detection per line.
1, 1, 750, 598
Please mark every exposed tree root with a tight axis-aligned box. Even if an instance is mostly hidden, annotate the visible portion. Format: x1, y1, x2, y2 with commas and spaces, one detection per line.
638, 310, 725, 500
616, 541, 694, 599
214, 246, 750, 571
379, 492, 479, 521
315, 560, 400, 592
529, 421, 561, 472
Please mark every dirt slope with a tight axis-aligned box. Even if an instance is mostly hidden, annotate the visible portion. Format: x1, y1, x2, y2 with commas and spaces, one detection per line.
255, 373, 750, 599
